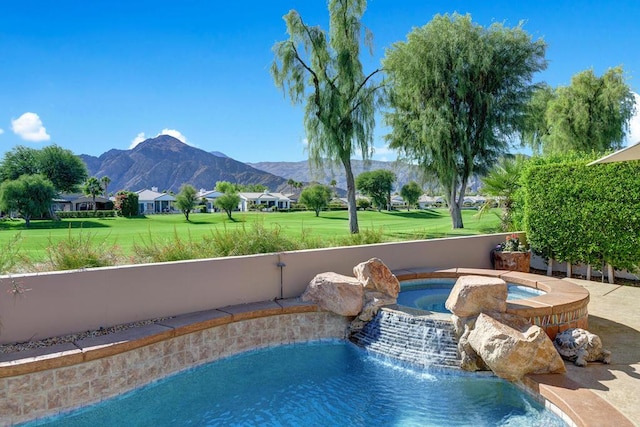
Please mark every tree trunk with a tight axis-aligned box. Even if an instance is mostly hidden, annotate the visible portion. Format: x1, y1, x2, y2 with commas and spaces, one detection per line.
342, 157, 359, 234
449, 203, 464, 229
446, 176, 464, 229
48, 205, 60, 221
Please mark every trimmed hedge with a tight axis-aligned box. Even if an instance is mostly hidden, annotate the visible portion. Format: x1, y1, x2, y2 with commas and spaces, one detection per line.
523, 159, 640, 271
56, 210, 117, 219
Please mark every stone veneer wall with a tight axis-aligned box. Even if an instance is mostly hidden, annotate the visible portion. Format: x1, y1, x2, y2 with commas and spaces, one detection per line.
0, 311, 349, 426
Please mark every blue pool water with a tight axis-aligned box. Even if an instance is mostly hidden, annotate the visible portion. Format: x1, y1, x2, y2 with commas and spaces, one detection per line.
26, 342, 564, 426
398, 279, 546, 313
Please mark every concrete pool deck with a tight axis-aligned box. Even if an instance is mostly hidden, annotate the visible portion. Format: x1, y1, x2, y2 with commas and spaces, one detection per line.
560, 278, 640, 425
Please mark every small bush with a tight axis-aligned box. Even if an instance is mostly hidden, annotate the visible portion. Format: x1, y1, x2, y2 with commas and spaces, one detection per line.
56, 210, 116, 219
333, 227, 385, 246
45, 228, 122, 270
204, 222, 299, 257
132, 228, 210, 263
0, 233, 25, 274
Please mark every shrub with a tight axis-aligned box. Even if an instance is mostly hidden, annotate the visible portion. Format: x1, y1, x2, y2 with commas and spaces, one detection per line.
133, 228, 209, 263
0, 233, 25, 274
45, 228, 122, 270
114, 191, 139, 217
523, 157, 640, 271
56, 210, 116, 219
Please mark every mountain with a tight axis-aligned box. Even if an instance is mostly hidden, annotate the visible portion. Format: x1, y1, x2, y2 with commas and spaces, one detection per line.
248, 159, 444, 193
79, 135, 288, 193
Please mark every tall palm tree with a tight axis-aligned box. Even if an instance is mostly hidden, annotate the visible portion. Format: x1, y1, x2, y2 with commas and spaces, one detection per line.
330, 179, 337, 197
100, 176, 111, 198
83, 177, 104, 213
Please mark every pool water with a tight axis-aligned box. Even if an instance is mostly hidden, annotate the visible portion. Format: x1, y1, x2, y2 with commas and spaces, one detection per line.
26, 342, 564, 426
398, 279, 546, 313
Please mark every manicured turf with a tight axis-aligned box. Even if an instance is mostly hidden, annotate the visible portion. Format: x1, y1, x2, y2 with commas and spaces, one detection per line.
0, 208, 502, 262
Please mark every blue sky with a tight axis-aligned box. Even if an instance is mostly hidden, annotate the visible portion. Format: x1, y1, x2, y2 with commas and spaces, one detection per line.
1, 0, 639, 163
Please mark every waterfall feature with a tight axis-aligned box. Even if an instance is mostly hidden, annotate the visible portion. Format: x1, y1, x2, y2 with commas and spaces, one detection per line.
349, 306, 460, 369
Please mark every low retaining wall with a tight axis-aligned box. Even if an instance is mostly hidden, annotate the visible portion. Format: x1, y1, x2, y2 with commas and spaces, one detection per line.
0, 301, 350, 426
0, 234, 507, 345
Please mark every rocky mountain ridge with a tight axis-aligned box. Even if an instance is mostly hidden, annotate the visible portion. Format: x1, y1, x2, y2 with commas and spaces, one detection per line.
80, 136, 480, 195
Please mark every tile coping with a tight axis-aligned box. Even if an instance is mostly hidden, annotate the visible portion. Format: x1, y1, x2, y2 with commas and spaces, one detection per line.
0, 271, 631, 427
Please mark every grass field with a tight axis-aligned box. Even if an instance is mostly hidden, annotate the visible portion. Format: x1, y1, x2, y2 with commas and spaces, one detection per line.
0, 208, 502, 264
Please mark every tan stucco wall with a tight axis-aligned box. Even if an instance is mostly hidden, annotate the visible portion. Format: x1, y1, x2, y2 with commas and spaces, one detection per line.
0, 234, 507, 345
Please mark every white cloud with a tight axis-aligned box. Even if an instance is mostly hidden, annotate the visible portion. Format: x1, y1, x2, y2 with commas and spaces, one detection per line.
627, 92, 640, 146
11, 112, 50, 142
372, 145, 398, 162
0, 128, 4, 135
157, 128, 188, 144
129, 128, 191, 149
129, 132, 147, 149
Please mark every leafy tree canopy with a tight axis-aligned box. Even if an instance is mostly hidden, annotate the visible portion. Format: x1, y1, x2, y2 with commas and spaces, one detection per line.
355, 169, 396, 211
0, 174, 56, 227
400, 181, 422, 210
0, 145, 88, 193
383, 13, 546, 228
299, 184, 332, 217
175, 184, 198, 221
214, 192, 241, 220
522, 66, 636, 155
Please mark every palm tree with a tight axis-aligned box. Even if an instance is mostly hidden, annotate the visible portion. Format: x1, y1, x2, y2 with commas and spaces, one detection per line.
83, 177, 104, 213
287, 178, 295, 194
330, 179, 337, 197
100, 176, 111, 198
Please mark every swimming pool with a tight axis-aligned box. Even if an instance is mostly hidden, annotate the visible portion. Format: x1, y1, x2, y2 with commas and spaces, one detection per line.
398, 278, 546, 313
25, 341, 564, 426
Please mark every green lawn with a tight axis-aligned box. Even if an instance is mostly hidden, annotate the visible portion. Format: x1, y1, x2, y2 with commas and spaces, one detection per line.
0, 208, 502, 263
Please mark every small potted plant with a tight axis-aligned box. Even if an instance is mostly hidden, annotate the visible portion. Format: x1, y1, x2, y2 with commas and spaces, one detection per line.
492, 233, 531, 272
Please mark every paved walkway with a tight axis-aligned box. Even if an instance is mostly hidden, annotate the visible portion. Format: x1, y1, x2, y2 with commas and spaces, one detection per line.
564, 278, 640, 425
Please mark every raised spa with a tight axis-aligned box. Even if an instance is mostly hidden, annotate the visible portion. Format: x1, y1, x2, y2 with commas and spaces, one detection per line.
397, 278, 546, 313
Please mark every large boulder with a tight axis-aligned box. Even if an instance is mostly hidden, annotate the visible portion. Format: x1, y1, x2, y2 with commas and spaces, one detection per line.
467, 312, 566, 381
301, 272, 364, 316
445, 275, 508, 317
353, 258, 400, 298
554, 328, 611, 367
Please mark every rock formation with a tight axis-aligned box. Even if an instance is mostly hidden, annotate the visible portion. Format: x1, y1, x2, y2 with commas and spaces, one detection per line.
353, 257, 400, 296
447, 275, 565, 380
301, 272, 364, 316
301, 258, 399, 331
554, 328, 611, 366
445, 275, 507, 317
467, 312, 566, 380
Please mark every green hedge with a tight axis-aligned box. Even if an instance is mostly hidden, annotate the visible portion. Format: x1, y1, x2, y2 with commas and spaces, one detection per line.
56, 210, 117, 219
523, 159, 640, 271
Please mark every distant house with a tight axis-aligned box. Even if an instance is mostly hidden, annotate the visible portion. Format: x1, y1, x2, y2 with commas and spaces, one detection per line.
239, 191, 291, 212
390, 194, 406, 209
196, 189, 223, 212
417, 195, 447, 209
53, 194, 112, 212
136, 187, 176, 214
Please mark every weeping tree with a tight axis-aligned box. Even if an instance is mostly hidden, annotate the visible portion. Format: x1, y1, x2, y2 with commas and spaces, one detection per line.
383, 13, 546, 228
532, 67, 635, 155
271, 0, 382, 233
